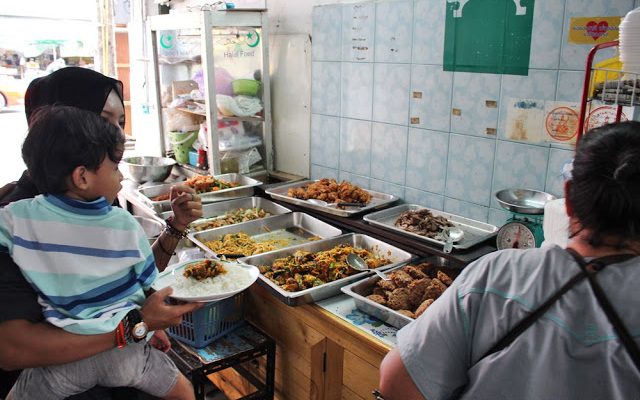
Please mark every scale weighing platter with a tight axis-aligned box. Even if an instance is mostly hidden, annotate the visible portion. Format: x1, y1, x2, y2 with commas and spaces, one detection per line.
495, 189, 556, 250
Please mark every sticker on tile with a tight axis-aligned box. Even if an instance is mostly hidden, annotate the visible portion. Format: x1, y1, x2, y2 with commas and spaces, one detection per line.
586, 104, 633, 132
568, 16, 621, 44
544, 102, 579, 144
505, 98, 545, 144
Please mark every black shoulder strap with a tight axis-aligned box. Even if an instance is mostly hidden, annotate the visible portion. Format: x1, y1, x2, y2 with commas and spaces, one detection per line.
566, 248, 640, 374
479, 249, 637, 364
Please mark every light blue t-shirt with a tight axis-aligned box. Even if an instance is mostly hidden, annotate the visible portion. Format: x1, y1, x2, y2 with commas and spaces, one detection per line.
397, 245, 640, 400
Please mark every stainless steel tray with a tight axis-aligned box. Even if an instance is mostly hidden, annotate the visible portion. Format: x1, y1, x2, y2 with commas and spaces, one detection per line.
159, 197, 292, 230
188, 212, 342, 258
363, 204, 498, 251
239, 233, 414, 306
265, 180, 398, 217
341, 257, 458, 329
135, 173, 262, 213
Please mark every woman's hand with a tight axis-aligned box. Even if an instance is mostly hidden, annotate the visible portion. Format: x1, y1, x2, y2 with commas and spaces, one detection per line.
140, 287, 202, 331
169, 184, 203, 231
149, 330, 171, 353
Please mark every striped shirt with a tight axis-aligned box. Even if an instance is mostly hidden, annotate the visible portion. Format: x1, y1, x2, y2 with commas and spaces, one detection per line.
0, 194, 157, 335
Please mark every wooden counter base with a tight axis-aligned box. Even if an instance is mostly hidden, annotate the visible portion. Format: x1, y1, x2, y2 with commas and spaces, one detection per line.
209, 284, 391, 400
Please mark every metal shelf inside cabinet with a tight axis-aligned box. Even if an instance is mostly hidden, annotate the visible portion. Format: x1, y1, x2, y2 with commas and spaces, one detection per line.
176, 107, 265, 122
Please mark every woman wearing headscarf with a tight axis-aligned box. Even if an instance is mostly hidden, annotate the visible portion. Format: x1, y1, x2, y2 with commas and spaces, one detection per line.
378, 121, 640, 399
0, 67, 203, 399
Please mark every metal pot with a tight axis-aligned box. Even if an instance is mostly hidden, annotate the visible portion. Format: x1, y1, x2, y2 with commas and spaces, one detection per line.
120, 156, 176, 183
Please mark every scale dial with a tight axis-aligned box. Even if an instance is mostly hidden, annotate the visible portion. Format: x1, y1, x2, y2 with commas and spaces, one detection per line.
496, 221, 536, 250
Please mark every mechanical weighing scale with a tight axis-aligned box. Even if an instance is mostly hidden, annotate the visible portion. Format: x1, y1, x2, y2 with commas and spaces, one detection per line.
494, 189, 557, 250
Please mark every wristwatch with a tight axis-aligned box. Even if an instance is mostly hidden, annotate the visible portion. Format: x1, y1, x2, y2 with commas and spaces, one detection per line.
123, 309, 148, 343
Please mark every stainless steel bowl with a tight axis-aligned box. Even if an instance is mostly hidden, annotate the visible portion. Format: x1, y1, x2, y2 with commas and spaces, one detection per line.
120, 156, 176, 183
495, 188, 557, 214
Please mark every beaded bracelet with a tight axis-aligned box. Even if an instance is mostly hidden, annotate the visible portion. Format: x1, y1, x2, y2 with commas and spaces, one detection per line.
164, 216, 190, 239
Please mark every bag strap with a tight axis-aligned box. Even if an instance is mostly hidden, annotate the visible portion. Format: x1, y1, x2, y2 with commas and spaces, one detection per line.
479, 249, 636, 362
566, 248, 640, 374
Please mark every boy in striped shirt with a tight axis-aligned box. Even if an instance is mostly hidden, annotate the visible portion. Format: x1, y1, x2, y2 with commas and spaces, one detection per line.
0, 106, 194, 400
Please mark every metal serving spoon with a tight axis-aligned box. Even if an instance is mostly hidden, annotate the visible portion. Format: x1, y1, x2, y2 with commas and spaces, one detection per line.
346, 253, 391, 281
307, 199, 366, 208
442, 226, 465, 254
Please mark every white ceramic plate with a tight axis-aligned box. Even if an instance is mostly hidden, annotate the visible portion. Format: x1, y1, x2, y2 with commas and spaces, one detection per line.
152, 258, 259, 302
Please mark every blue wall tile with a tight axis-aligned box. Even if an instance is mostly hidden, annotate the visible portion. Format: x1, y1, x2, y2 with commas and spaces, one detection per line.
370, 178, 406, 200
488, 208, 512, 227
529, 0, 565, 69
312, 5, 342, 61
372, 63, 411, 125
340, 118, 372, 176
556, 70, 584, 103
404, 187, 444, 210
311, 114, 340, 168
371, 123, 408, 185
412, 0, 446, 65
446, 134, 496, 207
444, 197, 489, 223
375, 0, 413, 63
410, 65, 453, 132
546, 147, 574, 198
492, 141, 549, 208
406, 128, 448, 194
311, 62, 341, 116
342, 2, 376, 62
339, 171, 371, 189
341, 62, 374, 120
451, 72, 501, 137
311, 165, 339, 180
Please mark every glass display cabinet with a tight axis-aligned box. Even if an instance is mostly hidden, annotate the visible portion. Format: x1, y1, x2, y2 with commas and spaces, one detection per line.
147, 10, 272, 177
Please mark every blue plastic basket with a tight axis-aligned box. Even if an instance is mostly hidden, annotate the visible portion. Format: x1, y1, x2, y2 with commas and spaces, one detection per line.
168, 292, 245, 348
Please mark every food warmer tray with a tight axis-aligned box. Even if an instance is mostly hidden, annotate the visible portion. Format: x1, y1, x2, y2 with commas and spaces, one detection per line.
188, 212, 342, 259
363, 204, 499, 251
159, 196, 291, 225
265, 180, 398, 217
341, 256, 459, 329
238, 233, 414, 306
134, 173, 262, 213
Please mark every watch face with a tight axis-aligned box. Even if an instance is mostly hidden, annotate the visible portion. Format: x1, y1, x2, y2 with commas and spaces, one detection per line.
133, 322, 148, 339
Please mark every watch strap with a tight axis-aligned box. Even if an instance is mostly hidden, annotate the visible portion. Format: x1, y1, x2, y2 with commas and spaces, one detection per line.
122, 309, 144, 344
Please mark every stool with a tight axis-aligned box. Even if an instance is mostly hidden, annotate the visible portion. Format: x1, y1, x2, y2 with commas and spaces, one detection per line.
168, 322, 275, 400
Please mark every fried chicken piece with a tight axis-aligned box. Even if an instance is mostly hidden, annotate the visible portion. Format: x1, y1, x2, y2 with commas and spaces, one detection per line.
377, 279, 397, 291
437, 270, 453, 286
423, 278, 448, 301
386, 288, 412, 311
403, 265, 427, 280
372, 287, 388, 298
396, 309, 415, 319
367, 294, 387, 306
415, 298, 435, 317
407, 278, 431, 309
390, 270, 413, 288
414, 262, 435, 275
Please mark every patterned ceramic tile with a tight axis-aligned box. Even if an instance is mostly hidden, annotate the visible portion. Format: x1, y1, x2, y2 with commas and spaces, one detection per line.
491, 140, 550, 209
560, 0, 635, 70
444, 197, 489, 223
339, 118, 372, 176
312, 5, 342, 61
372, 64, 411, 125
310, 114, 340, 168
488, 208, 512, 228
410, 65, 453, 132
341, 62, 374, 120
556, 70, 584, 103
412, 0, 446, 65
498, 69, 558, 142
371, 123, 408, 185
375, 0, 413, 63
445, 134, 496, 207
370, 178, 405, 200
546, 147, 574, 198
311, 164, 339, 180
529, 0, 565, 69
342, 2, 376, 62
311, 62, 341, 116
405, 128, 448, 194
338, 171, 370, 189
451, 72, 501, 137
404, 187, 444, 210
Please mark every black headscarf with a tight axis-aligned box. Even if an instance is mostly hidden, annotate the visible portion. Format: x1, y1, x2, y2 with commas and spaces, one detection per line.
24, 67, 124, 123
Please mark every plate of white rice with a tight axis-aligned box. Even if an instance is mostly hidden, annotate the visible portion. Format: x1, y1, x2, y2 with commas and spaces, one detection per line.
152, 258, 259, 302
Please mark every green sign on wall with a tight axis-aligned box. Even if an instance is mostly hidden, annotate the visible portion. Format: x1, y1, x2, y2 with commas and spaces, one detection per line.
444, 0, 535, 76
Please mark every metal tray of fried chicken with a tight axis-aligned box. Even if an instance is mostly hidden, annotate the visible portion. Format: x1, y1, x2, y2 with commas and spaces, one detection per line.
341, 257, 461, 329
188, 212, 342, 259
265, 179, 399, 217
238, 233, 414, 306
135, 173, 262, 213
159, 196, 292, 232
363, 204, 499, 251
